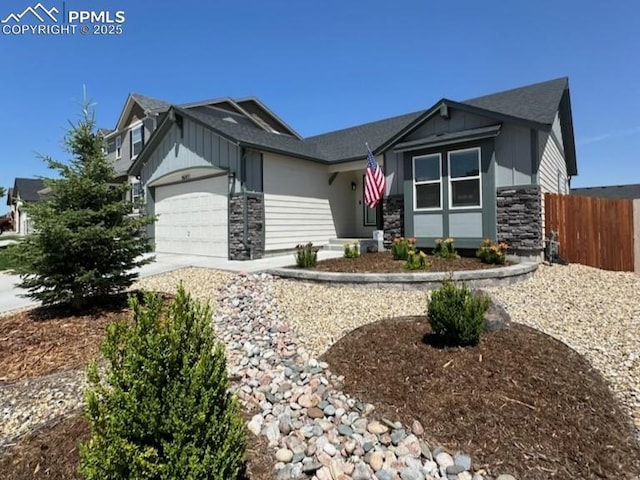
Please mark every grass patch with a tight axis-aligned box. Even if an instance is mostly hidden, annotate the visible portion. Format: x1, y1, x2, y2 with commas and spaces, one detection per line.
0, 247, 17, 271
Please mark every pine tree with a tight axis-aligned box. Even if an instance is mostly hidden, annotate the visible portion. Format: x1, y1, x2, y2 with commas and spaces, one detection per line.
80, 286, 247, 479
10, 99, 155, 309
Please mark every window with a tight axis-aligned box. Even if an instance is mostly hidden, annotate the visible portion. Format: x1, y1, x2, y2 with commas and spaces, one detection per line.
131, 180, 143, 203
115, 135, 122, 159
131, 125, 143, 158
448, 148, 481, 208
413, 153, 441, 210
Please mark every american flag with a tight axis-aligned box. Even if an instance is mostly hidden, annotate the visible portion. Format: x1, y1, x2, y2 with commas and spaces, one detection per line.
364, 144, 386, 208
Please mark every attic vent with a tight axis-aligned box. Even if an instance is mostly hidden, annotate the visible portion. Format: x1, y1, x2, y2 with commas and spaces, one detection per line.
223, 116, 238, 124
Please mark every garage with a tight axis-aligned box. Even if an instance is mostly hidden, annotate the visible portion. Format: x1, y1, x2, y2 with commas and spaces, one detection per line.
154, 175, 228, 257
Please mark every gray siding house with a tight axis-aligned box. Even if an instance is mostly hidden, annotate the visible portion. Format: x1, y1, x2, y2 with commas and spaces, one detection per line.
126, 77, 577, 260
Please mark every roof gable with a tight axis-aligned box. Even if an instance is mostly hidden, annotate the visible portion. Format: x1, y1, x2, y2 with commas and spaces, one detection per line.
461, 77, 568, 126
13, 178, 45, 202
112, 93, 170, 133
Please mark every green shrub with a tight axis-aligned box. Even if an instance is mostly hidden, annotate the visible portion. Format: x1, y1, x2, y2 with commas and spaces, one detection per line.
477, 239, 508, 264
80, 286, 246, 480
428, 279, 489, 346
343, 241, 360, 259
405, 248, 429, 270
294, 242, 318, 268
434, 238, 458, 259
391, 236, 415, 261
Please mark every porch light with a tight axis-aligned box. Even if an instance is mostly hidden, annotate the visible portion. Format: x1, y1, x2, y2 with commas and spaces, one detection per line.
351, 181, 357, 191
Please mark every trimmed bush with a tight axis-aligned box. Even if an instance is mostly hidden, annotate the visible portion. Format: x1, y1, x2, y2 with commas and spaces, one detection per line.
80, 285, 246, 480
428, 279, 489, 346
294, 242, 319, 268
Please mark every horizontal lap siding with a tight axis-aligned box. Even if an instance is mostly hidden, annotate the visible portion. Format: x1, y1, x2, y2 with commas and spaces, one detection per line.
263, 153, 336, 250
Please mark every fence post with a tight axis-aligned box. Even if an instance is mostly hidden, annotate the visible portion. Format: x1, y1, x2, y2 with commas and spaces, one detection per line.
634, 199, 640, 274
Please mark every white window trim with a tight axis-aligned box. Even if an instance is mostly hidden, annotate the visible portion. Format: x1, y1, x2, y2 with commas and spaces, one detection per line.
130, 122, 143, 160
413, 153, 443, 212
115, 135, 122, 160
447, 147, 482, 210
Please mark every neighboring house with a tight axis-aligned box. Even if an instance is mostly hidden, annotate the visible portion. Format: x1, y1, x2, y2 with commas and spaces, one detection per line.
124, 77, 576, 261
571, 184, 640, 199
8, 178, 46, 234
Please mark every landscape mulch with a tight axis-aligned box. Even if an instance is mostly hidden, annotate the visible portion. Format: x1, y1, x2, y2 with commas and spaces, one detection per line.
308, 251, 503, 273
0, 412, 275, 480
321, 316, 640, 479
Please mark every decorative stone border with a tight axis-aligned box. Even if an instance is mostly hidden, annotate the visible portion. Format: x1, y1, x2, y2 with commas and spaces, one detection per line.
267, 262, 538, 290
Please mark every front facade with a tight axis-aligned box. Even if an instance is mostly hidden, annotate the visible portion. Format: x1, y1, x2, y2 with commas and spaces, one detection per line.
124, 77, 577, 260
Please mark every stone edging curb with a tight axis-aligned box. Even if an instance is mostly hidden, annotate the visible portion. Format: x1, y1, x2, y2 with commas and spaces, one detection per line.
267, 262, 538, 289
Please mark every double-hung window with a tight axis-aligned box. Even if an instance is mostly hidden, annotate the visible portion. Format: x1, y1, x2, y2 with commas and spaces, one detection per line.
115, 136, 122, 159
413, 153, 442, 210
448, 148, 481, 208
131, 125, 143, 158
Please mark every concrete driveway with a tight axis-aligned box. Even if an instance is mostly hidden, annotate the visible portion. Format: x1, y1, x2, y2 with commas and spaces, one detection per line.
0, 250, 342, 314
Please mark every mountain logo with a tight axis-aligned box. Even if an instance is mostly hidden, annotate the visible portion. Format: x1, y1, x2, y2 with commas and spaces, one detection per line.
1, 3, 59, 23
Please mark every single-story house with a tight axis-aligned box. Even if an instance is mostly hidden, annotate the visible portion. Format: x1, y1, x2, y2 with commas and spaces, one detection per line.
7, 178, 46, 234
571, 184, 640, 199
127, 77, 577, 260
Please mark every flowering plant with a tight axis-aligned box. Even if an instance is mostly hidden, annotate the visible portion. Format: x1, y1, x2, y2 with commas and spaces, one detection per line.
343, 240, 360, 259
476, 239, 508, 264
391, 236, 415, 261
434, 237, 458, 259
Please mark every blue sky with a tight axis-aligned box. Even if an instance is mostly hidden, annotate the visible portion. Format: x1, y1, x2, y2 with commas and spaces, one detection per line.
1, 0, 639, 213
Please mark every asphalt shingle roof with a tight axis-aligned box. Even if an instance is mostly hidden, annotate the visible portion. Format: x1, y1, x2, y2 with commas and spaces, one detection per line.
176, 108, 325, 161
130, 93, 170, 113
462, 77, 568, 126
133, 78, 572, 171
571, 184, 640, 200
13, 178, 45, 202
306, 110, 426, 161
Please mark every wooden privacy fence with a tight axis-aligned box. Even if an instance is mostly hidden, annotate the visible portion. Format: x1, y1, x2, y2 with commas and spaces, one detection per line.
545, 193, 635, 272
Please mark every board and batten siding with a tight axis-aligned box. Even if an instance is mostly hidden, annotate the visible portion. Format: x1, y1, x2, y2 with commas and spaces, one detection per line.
263, 153, 337, 251
494, 124, 535, 187
140, 119, 240, 187
538, 114, 568, 194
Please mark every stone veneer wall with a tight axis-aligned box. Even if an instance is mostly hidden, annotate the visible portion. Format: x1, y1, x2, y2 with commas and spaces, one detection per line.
496, 186, 543, 256
382, 195, 404, 244
229, 193, 265, 260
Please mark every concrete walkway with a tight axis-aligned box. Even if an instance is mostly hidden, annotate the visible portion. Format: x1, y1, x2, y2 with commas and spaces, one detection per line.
0, 250, 343, 314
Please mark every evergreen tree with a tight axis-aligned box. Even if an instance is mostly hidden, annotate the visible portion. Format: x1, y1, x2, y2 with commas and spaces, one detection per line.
10, 99, 155, 309
80, 286, 247, 479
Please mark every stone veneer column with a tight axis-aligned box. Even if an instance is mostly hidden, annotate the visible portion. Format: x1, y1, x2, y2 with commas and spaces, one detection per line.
382, 195, 404, 244
228, 193, 265, 260
496, 186, 543, 257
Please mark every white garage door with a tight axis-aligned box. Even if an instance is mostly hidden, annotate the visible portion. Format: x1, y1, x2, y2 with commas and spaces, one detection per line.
154, 176, 228, 257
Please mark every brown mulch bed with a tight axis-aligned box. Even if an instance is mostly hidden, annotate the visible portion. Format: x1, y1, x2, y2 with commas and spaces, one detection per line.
0, 293, 174, 383
321, 316, 640, 480
0, 309, 125, 384
0, 412, 275, 480
306, 251, 504, 273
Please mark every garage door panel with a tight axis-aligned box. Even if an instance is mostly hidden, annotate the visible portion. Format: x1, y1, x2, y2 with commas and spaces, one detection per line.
154, 176, 228, 257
